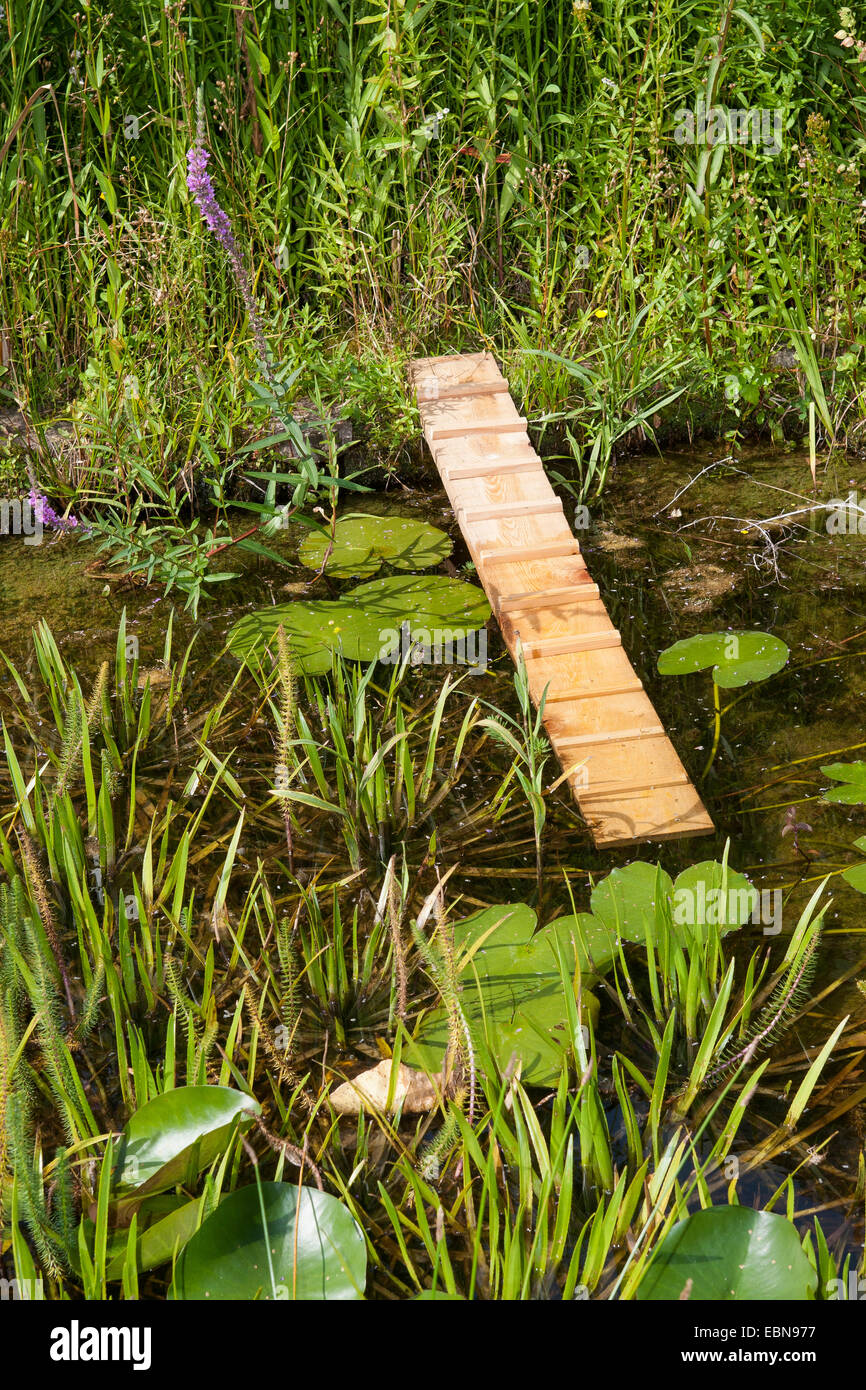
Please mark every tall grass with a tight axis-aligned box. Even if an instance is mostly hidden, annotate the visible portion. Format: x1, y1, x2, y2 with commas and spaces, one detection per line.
1, 0, 865, 501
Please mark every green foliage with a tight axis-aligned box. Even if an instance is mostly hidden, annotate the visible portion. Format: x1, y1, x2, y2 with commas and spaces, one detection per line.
173, 1182, 367, 1301
298, 514, 452, 578
636, 1206, 818, 1301
114, 1086, 260, 1193
407, 902, 604, 1087
822, 762, 866, 805
658, 631, 790, 689
228, 574, 491, 673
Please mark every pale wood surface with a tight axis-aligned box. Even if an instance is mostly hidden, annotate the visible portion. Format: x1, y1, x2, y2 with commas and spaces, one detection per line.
409, 351, 715, 848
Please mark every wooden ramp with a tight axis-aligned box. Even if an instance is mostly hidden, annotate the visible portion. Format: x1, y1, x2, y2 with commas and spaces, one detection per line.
409, 350, 714, 849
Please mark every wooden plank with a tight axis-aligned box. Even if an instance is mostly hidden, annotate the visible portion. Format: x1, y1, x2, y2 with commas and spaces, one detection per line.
497, 583, 600, 613
459, 499, 564, 524
431, 418, 528, 442
417, 380, 510, 405
410, 350, 714, 848
479, 540, 584, 565
556, 726, 666, 749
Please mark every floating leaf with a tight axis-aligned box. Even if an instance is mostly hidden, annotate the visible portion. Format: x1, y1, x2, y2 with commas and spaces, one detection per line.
103, 1195, 206, 1279
585, 859, 755, 950
405, 904, 608, 1086
114, 1085, 259, 1193
173, 1182, 366, 1300
590, 862, 674, 944
657, 630, 789, 688
227, 574, 490, 673
636, 1206, 817, 1301
670, 861, 758, 939
841, 862, 866, 893
821, 762, 866, 805
299, 514, 451, 577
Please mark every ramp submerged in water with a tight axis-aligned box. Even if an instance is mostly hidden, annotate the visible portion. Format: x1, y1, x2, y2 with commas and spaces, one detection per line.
409, 350, 714, 849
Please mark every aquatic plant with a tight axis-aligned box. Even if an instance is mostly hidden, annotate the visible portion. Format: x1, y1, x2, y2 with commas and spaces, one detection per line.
228, 573, 491, 674
657, 629, 789, 776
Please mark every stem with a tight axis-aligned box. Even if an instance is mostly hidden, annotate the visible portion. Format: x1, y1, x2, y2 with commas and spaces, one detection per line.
701, 680, 722, 779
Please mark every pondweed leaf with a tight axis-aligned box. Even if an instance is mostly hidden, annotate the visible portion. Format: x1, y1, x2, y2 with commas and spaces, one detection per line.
173, 1182, 366, 1300
227, 573, 490, 673
636, 1206, 816, 1301
658, 630, 789, 688
299, 513, 451, 577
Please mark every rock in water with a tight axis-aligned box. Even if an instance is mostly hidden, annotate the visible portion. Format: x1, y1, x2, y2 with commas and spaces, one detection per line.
330, 1060, 440, 1115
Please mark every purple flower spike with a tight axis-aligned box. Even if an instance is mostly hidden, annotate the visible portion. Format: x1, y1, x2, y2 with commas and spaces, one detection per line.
186, 145, 237, 256
186, 142, 273, 374
29, 489, 79, 533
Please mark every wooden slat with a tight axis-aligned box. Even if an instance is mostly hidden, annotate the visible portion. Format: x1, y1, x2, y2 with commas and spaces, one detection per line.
556, 726, 665, 748
431, 418, 527, 442
459, 499, 564, 524
416, 380, 510, 404
544, 680, 644, 702
410, 350, 714, 848
442, 457, 539, 481
480, 540, 583, 565
498, 584, 600, 613
521, 632, 622, 658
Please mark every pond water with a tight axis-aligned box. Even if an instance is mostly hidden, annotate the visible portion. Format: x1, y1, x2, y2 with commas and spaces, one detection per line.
1, 441, 864, 1253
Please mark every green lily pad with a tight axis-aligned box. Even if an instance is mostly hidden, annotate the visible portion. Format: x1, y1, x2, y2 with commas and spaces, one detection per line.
670, 861, 758, 939
657, 630, 789, 688
636, 1205, 817, 1301
114, 1085, 260, 1194
821, 762, 866, 805
842, 864, 866, 892
405, 904, 609, 1086
96, 1195, 207, 1280
227, 574, 491, 674
299, 514, 451, 577
173, 1182, 366, 1300
590, 861, 675, 944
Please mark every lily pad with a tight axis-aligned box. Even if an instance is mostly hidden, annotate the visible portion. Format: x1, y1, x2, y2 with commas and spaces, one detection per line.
585, 859, 756, 949
114, 1085, 260, 1194
405, 904, 610, 1086
590, 862, 674, 945
657, 630, 789, 688
821, 762, 866, 805
636, 1205, 817, 1301
173, 1182, 366, 1300
298, 514, 451, 577
670, 861, 758, 939
227, 573, 491, 674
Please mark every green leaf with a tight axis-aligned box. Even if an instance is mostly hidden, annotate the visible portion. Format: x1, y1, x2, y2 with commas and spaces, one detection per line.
590, 862, 674, 944
114, 1085, 260, 1193
841, 862, 866, 893
227, 574, 490, 674
405, 904, 607, 1086
670, 861, 757, 939
636, 1206, 817, 1301
657, 630, 789, 688
821, 762, 866, 805
299, 514, 451, 577
173, 1182, 366, 1300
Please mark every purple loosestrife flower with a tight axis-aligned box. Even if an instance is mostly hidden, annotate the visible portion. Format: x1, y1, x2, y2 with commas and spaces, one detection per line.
185, 145, 237, 255
28, 490, 79, 533
186, 143, 273, 375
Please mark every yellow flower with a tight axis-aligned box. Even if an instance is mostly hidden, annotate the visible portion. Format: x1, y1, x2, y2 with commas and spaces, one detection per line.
593, 308, 608, 318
